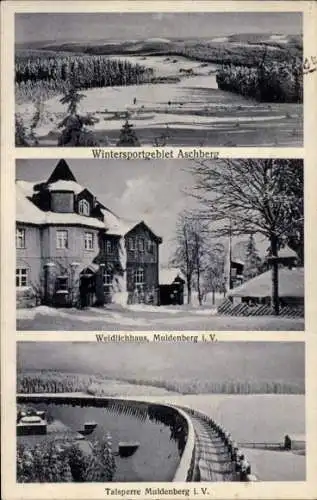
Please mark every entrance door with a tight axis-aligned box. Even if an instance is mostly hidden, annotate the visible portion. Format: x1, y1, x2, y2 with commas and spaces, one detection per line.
79, 273, 96, 308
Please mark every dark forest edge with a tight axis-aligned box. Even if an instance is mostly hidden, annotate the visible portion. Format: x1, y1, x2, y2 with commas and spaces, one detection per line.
17, 371, 305, 395
15, 54, 154, 104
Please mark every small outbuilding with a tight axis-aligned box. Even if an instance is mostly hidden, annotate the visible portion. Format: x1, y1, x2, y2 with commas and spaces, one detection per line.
159, 269, 185, 305
228, 267, 304, 307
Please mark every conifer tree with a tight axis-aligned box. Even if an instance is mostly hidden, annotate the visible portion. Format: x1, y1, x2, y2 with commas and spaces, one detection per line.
57, 86, 100, 146
243, 234, 261, 281
116, 120, 140, 147
15, 114, 30, 146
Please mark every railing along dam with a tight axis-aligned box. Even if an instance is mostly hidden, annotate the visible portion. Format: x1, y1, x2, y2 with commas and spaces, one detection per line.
17, 394, 255, 482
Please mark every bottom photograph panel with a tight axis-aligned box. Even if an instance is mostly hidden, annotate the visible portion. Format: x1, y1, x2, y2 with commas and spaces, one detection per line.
16, 341, 305, 483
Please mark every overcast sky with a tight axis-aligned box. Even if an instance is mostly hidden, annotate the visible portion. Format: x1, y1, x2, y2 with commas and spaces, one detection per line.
15, 12, 302, 44
17, 342, 305, 385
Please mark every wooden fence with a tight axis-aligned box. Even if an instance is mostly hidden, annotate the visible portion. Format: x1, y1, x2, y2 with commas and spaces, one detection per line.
218, 299, 304, 318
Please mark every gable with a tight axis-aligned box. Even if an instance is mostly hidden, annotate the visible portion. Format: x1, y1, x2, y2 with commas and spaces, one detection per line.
47, 159, 77, 183
125, 221, 162, 244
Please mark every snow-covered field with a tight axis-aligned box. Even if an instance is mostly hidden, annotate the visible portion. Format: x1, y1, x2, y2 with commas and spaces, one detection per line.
16, 54, 303, 147
108, 54, 217, 78
16, 304, 304, 331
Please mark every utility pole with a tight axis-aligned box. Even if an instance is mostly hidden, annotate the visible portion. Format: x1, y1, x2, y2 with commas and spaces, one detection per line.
228, 219, 232, 290
269, 234, 280, 316
224, 218, 232, 296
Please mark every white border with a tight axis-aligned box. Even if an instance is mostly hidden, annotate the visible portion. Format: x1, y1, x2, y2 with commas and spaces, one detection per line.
1, 1, 317, 499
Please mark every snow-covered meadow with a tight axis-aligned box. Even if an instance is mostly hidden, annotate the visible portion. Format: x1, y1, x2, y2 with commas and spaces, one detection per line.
16, 54, 303, 147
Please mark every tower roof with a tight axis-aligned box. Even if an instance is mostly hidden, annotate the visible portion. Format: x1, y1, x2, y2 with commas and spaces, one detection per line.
47, 159, 77, 184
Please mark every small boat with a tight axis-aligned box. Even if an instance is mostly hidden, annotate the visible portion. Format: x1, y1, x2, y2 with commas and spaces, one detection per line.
84, 421, 98, 432
118, 441, 140, 458
77, 421, 98, 436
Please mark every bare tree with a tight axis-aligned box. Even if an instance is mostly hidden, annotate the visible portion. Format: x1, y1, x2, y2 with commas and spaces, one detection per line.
190, 158, 304, 315
170, 213, 210, 305
200, 243, 226, 305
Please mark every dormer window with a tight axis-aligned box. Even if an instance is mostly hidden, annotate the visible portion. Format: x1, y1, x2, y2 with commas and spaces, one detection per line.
78, 199, 90, 216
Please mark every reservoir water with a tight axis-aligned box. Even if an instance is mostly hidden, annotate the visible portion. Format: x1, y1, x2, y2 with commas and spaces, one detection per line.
19, 401, 181, 482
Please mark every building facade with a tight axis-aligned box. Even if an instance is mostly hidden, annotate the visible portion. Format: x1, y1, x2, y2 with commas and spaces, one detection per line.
16, 160, 162, 308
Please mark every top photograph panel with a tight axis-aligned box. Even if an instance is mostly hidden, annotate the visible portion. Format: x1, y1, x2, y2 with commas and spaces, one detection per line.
15, 12, 303, 148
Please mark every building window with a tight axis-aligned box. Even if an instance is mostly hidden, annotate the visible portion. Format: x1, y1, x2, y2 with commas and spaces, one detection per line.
106, 240, 112, 253
134, 267, 144, 296
103, 270, 113, 289
16, 228, 26, 249
56, 230, 68, 249
16, 268, 28, 288
147, 240, 154, 253
84, 232, 94, 250
78, 199, 90, 216
138, 238, 145, 252
56, 276, 68, 291
128, 237, 135, 251
134, 268, 144, 285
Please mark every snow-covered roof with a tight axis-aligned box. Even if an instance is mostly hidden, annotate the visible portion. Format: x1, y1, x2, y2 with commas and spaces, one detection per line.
16, 181, 138, 233
232, 258, 244, 266
160, 268, 185, 285
16, 161, 161, 239
17, 180, 39, 197
46, 180, 85, 194
101, 209, 136, 236
102, 212, 162, 240
229, 267, 304, 298
20, 416, 43, 424
16, 182, 104, 229
44, 212, 105, 228
16, 184, 46, 224
277, 245, 298, 259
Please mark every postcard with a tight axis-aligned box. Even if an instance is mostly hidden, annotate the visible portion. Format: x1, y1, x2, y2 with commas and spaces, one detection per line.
1, 1, 316, 500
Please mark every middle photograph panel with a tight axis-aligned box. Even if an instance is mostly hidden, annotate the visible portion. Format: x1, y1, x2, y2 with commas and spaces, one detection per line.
16, 158, 304, 331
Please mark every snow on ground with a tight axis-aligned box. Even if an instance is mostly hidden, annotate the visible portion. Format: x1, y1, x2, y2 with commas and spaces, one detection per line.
88, 379, 176, 397
17, 81, 294, 137
107, 54, 217, 78
240, 447, 305, 481
16, 54, 301, 143
16, 305, 304, 331
210, 37, 229, 43
126, 304, 218, 315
